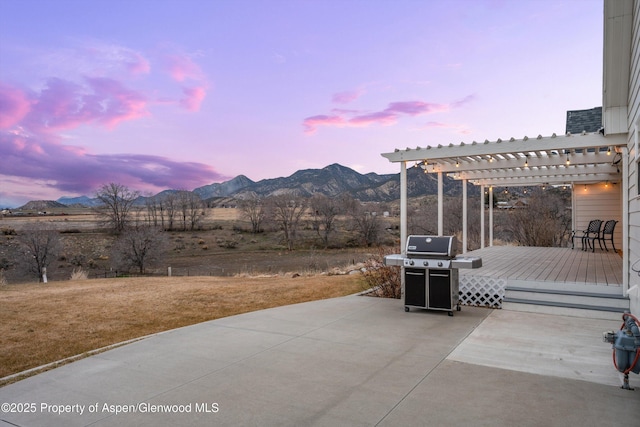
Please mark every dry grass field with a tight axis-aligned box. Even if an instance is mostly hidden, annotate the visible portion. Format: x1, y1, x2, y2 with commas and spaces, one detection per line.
0, 207, 380, 283
0, 274, 366, 384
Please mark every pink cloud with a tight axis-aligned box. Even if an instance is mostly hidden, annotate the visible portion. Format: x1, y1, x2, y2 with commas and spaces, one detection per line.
0, 131, 228, 194
125, 52, 151, 75
386, 101, 449, 115
348, 110, 397, 127
304, 95, 475, 134
423, 121, 448, 128
85, 77, 149, 127
159, 49, 209, 111
81, 43, 151, 77
0, 76, 220, 196
164, 53, 203, 82
303, 115, 346, 134
451, 94, 476, 108
1, 43, 217, 201
0, 84, 32, 129
332, 89, 363, 104
180, 86, 207, 111
22, 77, 148, 132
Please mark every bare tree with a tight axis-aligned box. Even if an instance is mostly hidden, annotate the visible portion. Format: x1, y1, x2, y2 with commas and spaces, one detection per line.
407, 196, 438, 235
18, 223, 62, 282
344, 195, 382, 246
110, 225, 169, 274
176, 191, 204, 231
266, 194, 307, 250
505, 189, 571, 247
144, 193, 163, 228
442, 197, 482, 250
94, 183, 139, 234
162, 192, 178, 231
309, 194, 341, 248
238, 194, 265, 233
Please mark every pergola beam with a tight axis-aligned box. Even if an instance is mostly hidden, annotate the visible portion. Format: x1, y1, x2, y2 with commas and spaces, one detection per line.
381, 132, 626, 163
417, 151, 618, 174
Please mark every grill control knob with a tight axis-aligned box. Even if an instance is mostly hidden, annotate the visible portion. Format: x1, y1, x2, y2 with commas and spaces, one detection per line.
409, 260, 414, 266
423, 261, 428, 266
438, 261, 443, 267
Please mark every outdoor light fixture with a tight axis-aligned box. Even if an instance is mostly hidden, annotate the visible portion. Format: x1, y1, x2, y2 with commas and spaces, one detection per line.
607, 147, 612, 155
524, 156, 529, 167
566, 153, 570, 165
584, 184, 587, 191
419, 160, 429, 173
456, 159, 459, 167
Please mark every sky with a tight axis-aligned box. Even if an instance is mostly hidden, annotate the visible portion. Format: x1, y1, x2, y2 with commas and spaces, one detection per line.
0, 0, 603, 208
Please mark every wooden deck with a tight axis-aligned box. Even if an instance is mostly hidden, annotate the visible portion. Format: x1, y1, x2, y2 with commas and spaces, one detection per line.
463, 246, 623, 287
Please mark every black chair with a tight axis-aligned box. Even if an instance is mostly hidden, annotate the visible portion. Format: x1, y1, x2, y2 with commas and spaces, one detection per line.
596, 220, 618, 252
572, 219, 602, 251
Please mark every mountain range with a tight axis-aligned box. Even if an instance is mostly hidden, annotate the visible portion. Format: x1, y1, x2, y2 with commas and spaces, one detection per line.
28, 163, 476, 209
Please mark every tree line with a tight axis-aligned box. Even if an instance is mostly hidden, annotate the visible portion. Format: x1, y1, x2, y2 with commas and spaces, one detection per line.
12, 183, 391, 282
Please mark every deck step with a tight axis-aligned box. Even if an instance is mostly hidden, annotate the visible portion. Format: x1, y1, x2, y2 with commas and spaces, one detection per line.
503, 285, 629, 320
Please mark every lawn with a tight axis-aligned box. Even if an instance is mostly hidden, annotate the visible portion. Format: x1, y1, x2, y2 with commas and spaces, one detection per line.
0, 274, 366, 384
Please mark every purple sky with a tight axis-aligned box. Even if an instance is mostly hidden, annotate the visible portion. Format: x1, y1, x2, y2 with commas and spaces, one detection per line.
0, 0, 603, 207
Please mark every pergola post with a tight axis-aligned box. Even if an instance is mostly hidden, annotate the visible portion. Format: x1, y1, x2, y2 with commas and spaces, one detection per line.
400, 161, 407, 255
480, 184, 485, 249
400, 161, 407, 300
489, 186, 494, 246
462, 178, 467, 253
438, 171, 443, 235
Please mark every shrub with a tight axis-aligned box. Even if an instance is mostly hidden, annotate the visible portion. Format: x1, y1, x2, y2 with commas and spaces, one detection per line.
70, 267, 88, 280
70, 253, 87, 267
0, 227, 16, 235
362, 247, 401, 299
218, 240, 238, 249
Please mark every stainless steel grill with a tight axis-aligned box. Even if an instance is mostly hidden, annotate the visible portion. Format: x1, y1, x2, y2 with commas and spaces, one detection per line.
383, 235, 482, 316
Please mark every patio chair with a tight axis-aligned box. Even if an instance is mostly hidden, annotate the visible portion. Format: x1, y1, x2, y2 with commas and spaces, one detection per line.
596, 219, 618, 252
571, 219, 602, 251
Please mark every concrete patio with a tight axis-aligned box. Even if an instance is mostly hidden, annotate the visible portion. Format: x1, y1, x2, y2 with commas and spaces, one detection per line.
1, 294, 638, 426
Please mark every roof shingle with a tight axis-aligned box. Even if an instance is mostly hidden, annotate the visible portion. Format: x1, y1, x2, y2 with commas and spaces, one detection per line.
565, 107, 602, 134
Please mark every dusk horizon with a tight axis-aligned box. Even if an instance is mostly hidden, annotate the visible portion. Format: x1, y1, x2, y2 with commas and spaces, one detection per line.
1, 0, 603, 208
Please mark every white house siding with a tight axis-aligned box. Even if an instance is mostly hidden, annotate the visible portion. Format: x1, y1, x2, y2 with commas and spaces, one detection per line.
625, 0, 640, 315
574, 183, 622, 250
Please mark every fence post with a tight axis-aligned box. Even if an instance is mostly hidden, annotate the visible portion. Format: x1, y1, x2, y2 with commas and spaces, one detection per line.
168, 266, 172, 277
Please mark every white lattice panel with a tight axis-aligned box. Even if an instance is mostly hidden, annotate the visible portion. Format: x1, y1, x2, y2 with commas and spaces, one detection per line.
460, 275, 505, 308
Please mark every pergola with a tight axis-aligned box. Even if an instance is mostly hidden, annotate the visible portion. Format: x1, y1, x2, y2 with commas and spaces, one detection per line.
381, 131, 629, 288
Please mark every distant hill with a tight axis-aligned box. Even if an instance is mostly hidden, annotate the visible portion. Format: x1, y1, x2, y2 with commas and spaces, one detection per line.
193, 175, 255, 199
46, 163, 474, 208
56, 195, 101, 207
18, 200, 67, 210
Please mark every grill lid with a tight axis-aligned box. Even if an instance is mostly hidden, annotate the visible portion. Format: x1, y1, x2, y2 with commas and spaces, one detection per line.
406, 235, 458, 258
